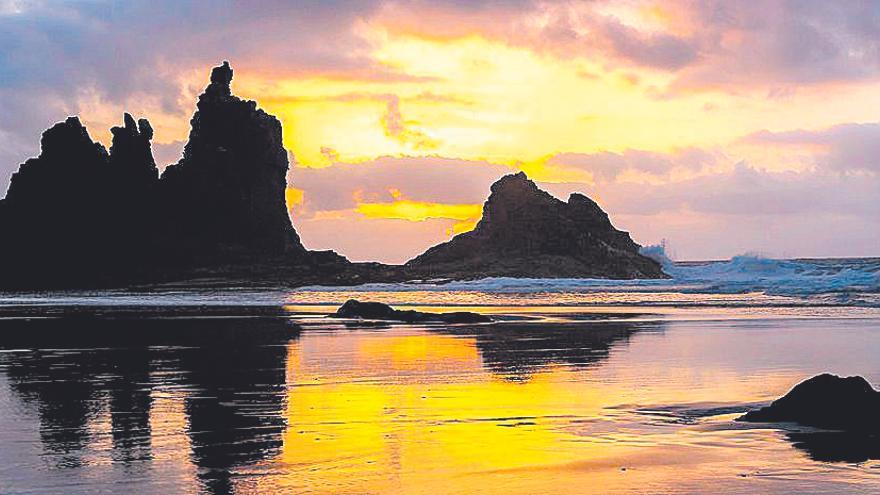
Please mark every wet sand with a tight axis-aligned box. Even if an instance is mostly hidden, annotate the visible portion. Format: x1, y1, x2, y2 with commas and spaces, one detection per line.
1, 305, 879, 494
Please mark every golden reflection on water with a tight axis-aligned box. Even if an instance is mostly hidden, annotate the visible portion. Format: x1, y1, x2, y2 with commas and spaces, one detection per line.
284, 289, 806, 308
250, 322, 879, 495
5, 312, 880, 494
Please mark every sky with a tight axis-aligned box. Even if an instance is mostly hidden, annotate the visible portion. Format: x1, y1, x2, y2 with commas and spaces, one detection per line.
1, 0, 879, 263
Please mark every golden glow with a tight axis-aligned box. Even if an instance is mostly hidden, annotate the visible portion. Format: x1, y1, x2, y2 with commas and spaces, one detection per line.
254, 322, 816, 494
66, 6, 880, 262
356, 199, 482, 234
285, 187, 304, 212
230, 27, 880, 178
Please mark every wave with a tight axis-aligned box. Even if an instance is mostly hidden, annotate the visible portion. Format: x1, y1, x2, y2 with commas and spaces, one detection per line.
303, 255, 880, 300
668, 256, 880, 296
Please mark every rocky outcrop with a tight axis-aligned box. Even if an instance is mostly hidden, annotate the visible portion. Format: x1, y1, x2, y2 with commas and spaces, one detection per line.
0, 116, 147, 283
0, 61, 325, 287
334, 299, 491, 323
406, 172, 666, 279
739, 374, 880, 431
158, 61, 306, 257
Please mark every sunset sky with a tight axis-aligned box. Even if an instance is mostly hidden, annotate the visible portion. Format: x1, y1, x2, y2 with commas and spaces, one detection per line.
1, 0, 879, 262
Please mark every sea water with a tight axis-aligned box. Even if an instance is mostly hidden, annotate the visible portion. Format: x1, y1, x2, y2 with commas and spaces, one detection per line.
0, 256, 879, 494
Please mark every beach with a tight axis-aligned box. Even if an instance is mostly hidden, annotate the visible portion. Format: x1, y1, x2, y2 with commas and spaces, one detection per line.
1, 257, 879, 494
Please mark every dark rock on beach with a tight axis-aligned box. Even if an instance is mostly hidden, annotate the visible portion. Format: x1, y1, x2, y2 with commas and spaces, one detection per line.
738, 373, 880, 431
334, 299, 491, 323
406, 172, 666, 280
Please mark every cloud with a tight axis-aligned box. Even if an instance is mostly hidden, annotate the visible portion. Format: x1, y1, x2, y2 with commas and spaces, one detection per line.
287, 145, 880, 263
289, 155, 511, 213
548, 148, 717, 182
540, 161, 880, 259
668, 0, 880, 90
595, 17, 698, 70
743, 123, 880, 172
376, 1, 880, 91
380, 95, 440, 150
0, 0, 389, 184
296, 210, 466, 264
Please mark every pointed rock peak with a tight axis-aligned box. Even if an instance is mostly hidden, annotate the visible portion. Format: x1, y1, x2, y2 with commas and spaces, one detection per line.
490, 171, 533, 193
568, 192, 591, 204
40, 116, 105, 159
206, 60, 233, 97
109, 113, 158, 179
112, 113, 151, 140
64, 115, 84, 128
123, 112, 137, 131
137, 118, 153, 140
567, 193, 603, 212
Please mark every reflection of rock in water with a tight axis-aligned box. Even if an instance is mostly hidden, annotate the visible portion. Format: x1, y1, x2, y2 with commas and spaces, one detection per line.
170, 335, 290, 494
3, 348, 108, 468
0, 311, 297, 493
786, 431, 880, 463
446, 320, 660, 380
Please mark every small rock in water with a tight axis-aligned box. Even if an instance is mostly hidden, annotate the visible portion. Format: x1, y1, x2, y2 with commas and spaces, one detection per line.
333, 299, 491, 323
738, 373, 880, 431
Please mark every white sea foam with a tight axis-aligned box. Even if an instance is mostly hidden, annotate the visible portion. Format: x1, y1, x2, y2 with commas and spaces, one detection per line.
303, 255, 880, 301
1, 255, 877, 308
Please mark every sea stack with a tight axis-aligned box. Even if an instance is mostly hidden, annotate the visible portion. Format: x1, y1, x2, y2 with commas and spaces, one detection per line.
0, 61, 313, 287
406, 172, 666, 279
158, 61, 307, 257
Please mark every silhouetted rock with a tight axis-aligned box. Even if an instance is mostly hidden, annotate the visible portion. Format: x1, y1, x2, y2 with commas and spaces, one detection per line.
739, 374, 880, 431
158, 60, 306, 258
406, 172, 666, 279
0, 61, 340, 288
334, 299, 491, 323
109, 112, 158, 186
0, 116, 129, 284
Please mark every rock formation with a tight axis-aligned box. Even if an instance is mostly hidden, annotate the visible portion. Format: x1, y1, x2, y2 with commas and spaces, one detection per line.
0, 61, 323, 287
0, 62, 665, 288
0, 116, 151, 284
158, 61, 306, 258
406, 172, 666, 279
334, 299, 491, 323
739, 374, 880, 431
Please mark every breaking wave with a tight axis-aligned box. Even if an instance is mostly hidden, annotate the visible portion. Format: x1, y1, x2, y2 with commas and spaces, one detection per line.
306, 254, 880, 304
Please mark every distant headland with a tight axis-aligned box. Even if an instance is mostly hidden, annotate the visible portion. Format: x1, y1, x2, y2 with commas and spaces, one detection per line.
0, 62, 665, 289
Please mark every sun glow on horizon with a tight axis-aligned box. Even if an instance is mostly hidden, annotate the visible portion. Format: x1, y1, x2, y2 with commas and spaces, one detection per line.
11, 0, 879, 262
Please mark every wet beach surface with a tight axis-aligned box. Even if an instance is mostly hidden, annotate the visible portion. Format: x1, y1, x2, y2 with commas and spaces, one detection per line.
1, 301, 880, 494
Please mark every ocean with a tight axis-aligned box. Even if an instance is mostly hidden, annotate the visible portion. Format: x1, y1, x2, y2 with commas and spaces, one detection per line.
0, 256, 879, 494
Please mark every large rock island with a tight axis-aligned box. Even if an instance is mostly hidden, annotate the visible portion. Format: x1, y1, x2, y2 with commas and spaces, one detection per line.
406, 172, 666, 279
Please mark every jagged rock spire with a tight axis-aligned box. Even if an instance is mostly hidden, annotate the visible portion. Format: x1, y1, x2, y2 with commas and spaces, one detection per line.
159, 61, 306, 255
206, 60, 233, 97
109, 113, 158, 182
